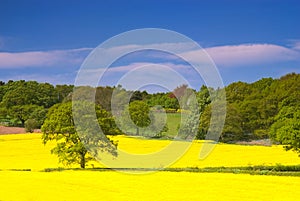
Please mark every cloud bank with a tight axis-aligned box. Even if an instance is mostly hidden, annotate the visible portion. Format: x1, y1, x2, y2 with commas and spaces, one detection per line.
0, 48, 92, 68
206, 44, 300, 67
0, 42, 299, 86
1, 43, 299, 69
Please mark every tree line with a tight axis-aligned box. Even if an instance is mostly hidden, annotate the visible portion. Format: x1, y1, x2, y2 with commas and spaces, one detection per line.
0, 72, 299, 168
197, 73, 300, 156
0, 80, 73, 130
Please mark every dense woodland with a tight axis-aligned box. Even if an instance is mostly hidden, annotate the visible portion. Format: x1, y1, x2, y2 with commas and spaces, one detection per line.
0, 73, 299, 147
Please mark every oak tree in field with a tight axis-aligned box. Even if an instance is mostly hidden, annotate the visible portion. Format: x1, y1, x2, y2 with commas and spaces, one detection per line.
41, 101, 120, 168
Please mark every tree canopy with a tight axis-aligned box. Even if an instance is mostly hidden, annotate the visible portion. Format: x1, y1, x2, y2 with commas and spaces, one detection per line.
41, 101, 120, 168
122, 100, 151, 135
0, 80, 73, 127
270, 106, 300, 155
0, 72, 299, 154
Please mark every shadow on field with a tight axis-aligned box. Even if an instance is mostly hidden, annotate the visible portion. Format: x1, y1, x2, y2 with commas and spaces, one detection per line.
2, 165, 300, 177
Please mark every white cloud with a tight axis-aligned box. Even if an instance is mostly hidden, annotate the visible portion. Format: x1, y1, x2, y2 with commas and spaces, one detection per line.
101, 42, 300, 68
75, 60, 208, 89
107, 62, 190, 73
2, 42, 298, 70
291, 41, 300, 51
2, 42, 300, 87
205, 44, 300, 67
102, 42, 197, 53
0, 48, 92, 68
93, 42, 198, 62
76, 59, 197, 75
0, 72, 76, 85
178, 44, 300, 68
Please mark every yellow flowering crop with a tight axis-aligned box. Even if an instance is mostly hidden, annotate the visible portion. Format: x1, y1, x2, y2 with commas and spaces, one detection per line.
0, 134, 299, 201
0, 171, 299, 201
1, 134, 300, 170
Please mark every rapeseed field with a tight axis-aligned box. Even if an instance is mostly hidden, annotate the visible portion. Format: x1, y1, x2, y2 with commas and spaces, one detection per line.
0, 134, 299, 201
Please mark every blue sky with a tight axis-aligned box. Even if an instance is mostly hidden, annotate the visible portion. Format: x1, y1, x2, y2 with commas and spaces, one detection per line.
0, 0, 300, 90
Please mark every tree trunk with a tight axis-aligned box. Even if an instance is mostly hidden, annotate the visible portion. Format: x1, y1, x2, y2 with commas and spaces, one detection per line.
21, 119, 25, 127
136, 127, 139, 135
80, 152, 85, 168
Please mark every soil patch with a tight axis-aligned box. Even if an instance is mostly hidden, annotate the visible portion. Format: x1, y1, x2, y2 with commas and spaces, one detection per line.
0, 126, 40, 135
236, 139, 272, 146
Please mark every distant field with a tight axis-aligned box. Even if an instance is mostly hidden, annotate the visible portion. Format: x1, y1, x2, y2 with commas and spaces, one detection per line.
165, 113, 181, 137
0, 133, 300, 201
118, 113, 181, 137
1, 133, 300, 170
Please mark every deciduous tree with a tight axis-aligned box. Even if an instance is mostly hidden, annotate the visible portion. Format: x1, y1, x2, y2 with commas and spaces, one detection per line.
128, 101, 151, 135
42, 101, 120, 168
270, 106, 300, 155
